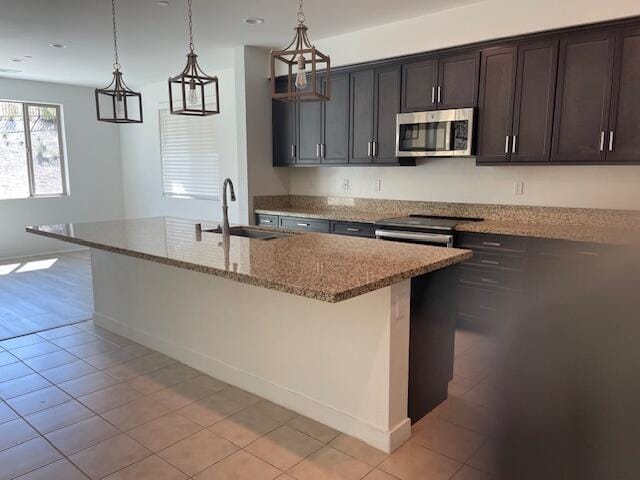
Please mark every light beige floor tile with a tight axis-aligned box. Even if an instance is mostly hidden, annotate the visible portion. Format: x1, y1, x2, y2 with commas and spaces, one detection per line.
50, 332, 99, 349
329, 434, 388, 466
0, 351, 18, 367
362, 470, 399, 480
39, 360, 98, 384
209, 404, 283, 447
448, 376, 480, 397
25, 399, 94, 434
58, 371, 120, 397
158, 429, 237, 476
69, 433, 151, 480
128, 412, 203, 452
23, 350, 78, 372
195, 449, 281, 480
462, 381, 497, 410
103, 455, 187, 480
91, 330, 135, 348
436, 397, 493, 434
83, 349, 138, 370
77, 383, 142, 414
102, 396, 173, 430
14, 458, 89, 480
288, 445, 373, 480
0, 373, 51, 400
0, 400, 18, 423
451, 465, 491, 480
250, 400, 298, 423
276, 475, 297, 480
37, 325, 84, 340
0, 417, 39, 451
245, 425, 323, 471
66, 340, 119, 359
0, 362, 33, 383
120, 343, 154, 358
379, 442, 461, 480
453, 356, 489, 384
45, 415, 120, 455
10, 341, 61, 360
155, 375, 228, 406
287, 416, 340, 443
0, 437, 62, 480
466, 440, 497, 474
178, 387, 259, 427
0, 334, 45, 351
409, 416, 484, 462
127, 363, 201, 395
7, 385, 71, 416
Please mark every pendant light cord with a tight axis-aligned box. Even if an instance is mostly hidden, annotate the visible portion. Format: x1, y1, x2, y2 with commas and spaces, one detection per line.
111, 0, 120, 70
297, 0, 305, 24
188, 0, 194, 52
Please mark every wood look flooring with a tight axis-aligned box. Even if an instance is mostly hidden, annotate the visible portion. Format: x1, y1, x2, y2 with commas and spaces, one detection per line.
0, 251, 93, 341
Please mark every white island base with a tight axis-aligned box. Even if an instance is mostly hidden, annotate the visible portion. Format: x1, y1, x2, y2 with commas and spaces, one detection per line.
91, 249, 413, 453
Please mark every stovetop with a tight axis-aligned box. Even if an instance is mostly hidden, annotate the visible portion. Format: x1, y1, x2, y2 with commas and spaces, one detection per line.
375, 215, 483, 232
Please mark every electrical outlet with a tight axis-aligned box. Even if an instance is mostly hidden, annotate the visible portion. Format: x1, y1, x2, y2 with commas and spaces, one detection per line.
514, 181, 524, 196
375, 179, 382, 192
342, 179, 350, 191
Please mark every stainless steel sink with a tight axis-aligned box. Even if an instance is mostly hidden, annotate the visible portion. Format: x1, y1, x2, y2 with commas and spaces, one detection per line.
199, 225, 291, 241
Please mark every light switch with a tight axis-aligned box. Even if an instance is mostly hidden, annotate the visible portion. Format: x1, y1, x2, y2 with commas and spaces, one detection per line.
514, 181, 524, 196
342, 179, 350, 191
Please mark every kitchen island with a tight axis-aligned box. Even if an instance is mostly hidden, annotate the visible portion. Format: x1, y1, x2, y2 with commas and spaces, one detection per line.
27, 217, 471, 452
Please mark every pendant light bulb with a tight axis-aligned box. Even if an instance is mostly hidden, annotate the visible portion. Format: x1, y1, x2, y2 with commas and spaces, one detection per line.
115, 93, 125, 118
187, 79, 199, 106
295, 55, 307, 89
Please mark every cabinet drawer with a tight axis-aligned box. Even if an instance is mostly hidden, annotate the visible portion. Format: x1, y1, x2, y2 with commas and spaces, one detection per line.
458, 286, 513, 320
279, 216, 330, 233
255, 214, 279, 227
459, 266, 523, 291
331, 221, 376, 238
463, 251, 526, 272
457, 233, 527, 254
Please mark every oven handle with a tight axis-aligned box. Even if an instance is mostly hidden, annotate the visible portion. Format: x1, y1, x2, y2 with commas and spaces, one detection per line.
375, 229, 453, 247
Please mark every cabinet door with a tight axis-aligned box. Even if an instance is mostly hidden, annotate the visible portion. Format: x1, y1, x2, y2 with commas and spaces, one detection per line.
401, 59, 438, 112
349, 70, 375, 164
607, 27, 640, 163
437, 52, 480, 109
272, 98, 296, 166
511, 40, 558, 163
297, 94, 323, 164
322, 74, 349, 164
374, 65, 401, 164
551, 31, 615, 162
476, 47, 517, 164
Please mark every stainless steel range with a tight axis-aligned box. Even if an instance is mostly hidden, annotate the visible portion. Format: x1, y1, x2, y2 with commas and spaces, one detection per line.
375, 215, 483, 247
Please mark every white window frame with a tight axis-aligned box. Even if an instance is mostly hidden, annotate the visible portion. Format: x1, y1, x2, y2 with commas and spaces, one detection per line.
0, 100, 68, 199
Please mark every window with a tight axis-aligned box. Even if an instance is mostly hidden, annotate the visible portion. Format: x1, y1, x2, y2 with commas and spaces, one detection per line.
0, 101, 67, 199
159, 109, 219, 200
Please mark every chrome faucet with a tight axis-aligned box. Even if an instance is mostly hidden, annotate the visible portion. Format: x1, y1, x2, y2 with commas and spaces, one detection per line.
221, 178, 236, 237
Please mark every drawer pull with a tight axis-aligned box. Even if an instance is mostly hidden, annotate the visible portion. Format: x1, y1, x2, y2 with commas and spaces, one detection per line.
576, 251, 599, 257
297, 223, 310, 227
482, 241, 502, 247
479, 305, 498, 312
261, 219, 273, 224
346, 227, 360, 232
480, 277, 499, 285
480, 259, 500, 266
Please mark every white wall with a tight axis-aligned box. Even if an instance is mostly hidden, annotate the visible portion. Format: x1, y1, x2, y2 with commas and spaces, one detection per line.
289, 0, 640, 210
0, 78, 124, 259
119, 70, 240, 223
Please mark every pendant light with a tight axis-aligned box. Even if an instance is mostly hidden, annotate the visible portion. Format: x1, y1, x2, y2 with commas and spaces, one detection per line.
95, 0, 143, 123
270, 0, 330, 102
168, 0, 220, 116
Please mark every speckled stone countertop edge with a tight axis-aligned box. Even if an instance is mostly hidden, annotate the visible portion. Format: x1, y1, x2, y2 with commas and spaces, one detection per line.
26, 227, 472, 303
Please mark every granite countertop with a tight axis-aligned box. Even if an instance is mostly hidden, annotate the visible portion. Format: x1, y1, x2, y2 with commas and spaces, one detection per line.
26, 217, 471, 303
255, 207, 639, 246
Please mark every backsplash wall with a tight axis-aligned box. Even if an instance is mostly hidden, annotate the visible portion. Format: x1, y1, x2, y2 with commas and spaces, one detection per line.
288, 159, 640, 210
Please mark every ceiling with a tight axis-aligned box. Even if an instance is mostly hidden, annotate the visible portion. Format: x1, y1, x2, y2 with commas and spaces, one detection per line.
0, 0, 482, 88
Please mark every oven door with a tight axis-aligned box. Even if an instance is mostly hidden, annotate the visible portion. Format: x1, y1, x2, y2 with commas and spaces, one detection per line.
375, 229, 454, 247
396, 108, 474, 157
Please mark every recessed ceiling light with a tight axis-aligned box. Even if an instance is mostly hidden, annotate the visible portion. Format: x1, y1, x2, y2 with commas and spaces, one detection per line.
49, 43, 67, 49
0, 68, 22, 74
243, 17, 264, 25
11, 58, 25, 63
156, 1, 170, 6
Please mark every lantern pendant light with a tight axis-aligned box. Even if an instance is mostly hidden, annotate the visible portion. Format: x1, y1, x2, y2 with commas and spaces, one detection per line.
168, 0, 220, 116
95, 0, 143, 123
270, 0, 330, 103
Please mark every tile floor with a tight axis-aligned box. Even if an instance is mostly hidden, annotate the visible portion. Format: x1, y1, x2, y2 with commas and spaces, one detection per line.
0, 319, 498, 479
0, 251, 93, 340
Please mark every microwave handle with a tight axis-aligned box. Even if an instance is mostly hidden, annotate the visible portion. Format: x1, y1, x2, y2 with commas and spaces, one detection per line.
445, 121, 452, 151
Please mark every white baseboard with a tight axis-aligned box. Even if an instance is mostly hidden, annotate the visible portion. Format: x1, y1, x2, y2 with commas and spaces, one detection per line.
0, 246, 89, 262
94, 312, 411, 453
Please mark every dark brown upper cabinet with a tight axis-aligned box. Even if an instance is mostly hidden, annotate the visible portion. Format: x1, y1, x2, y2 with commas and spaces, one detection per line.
551, 31, 615, 162
607, 27, 640, 163
297, 92, 323, 164
477, 40, 558, 164
272, 79, 297, 166
322, 73, 350, 164
349, 69, 376, 164
476, 47, 517, 164
401, 53, 479, 112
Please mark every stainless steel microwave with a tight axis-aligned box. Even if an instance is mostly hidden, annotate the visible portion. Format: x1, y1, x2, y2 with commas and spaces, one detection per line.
396, 108, 475, 157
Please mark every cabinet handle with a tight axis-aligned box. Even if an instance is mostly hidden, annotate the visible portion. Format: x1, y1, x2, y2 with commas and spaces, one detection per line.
437, 86, 442, 103
483, 241, 502, 247
291, 144, 296, 158
480, 277, 499, 285
431, 86, 436, 104
367, 141, 372, 157
576, 251, 600, 257
297, 223, 310, 227
373, 141, 378, 156
609, 131, 614, 152
346, 227, 360, 232
321, 143, 326, 158
481, 259, 500, 266
316, 144, 321, 158
600, 131, 605, 152
504, 136, 510, 154
261, 219, 273, 224
512, 135, 517, 154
